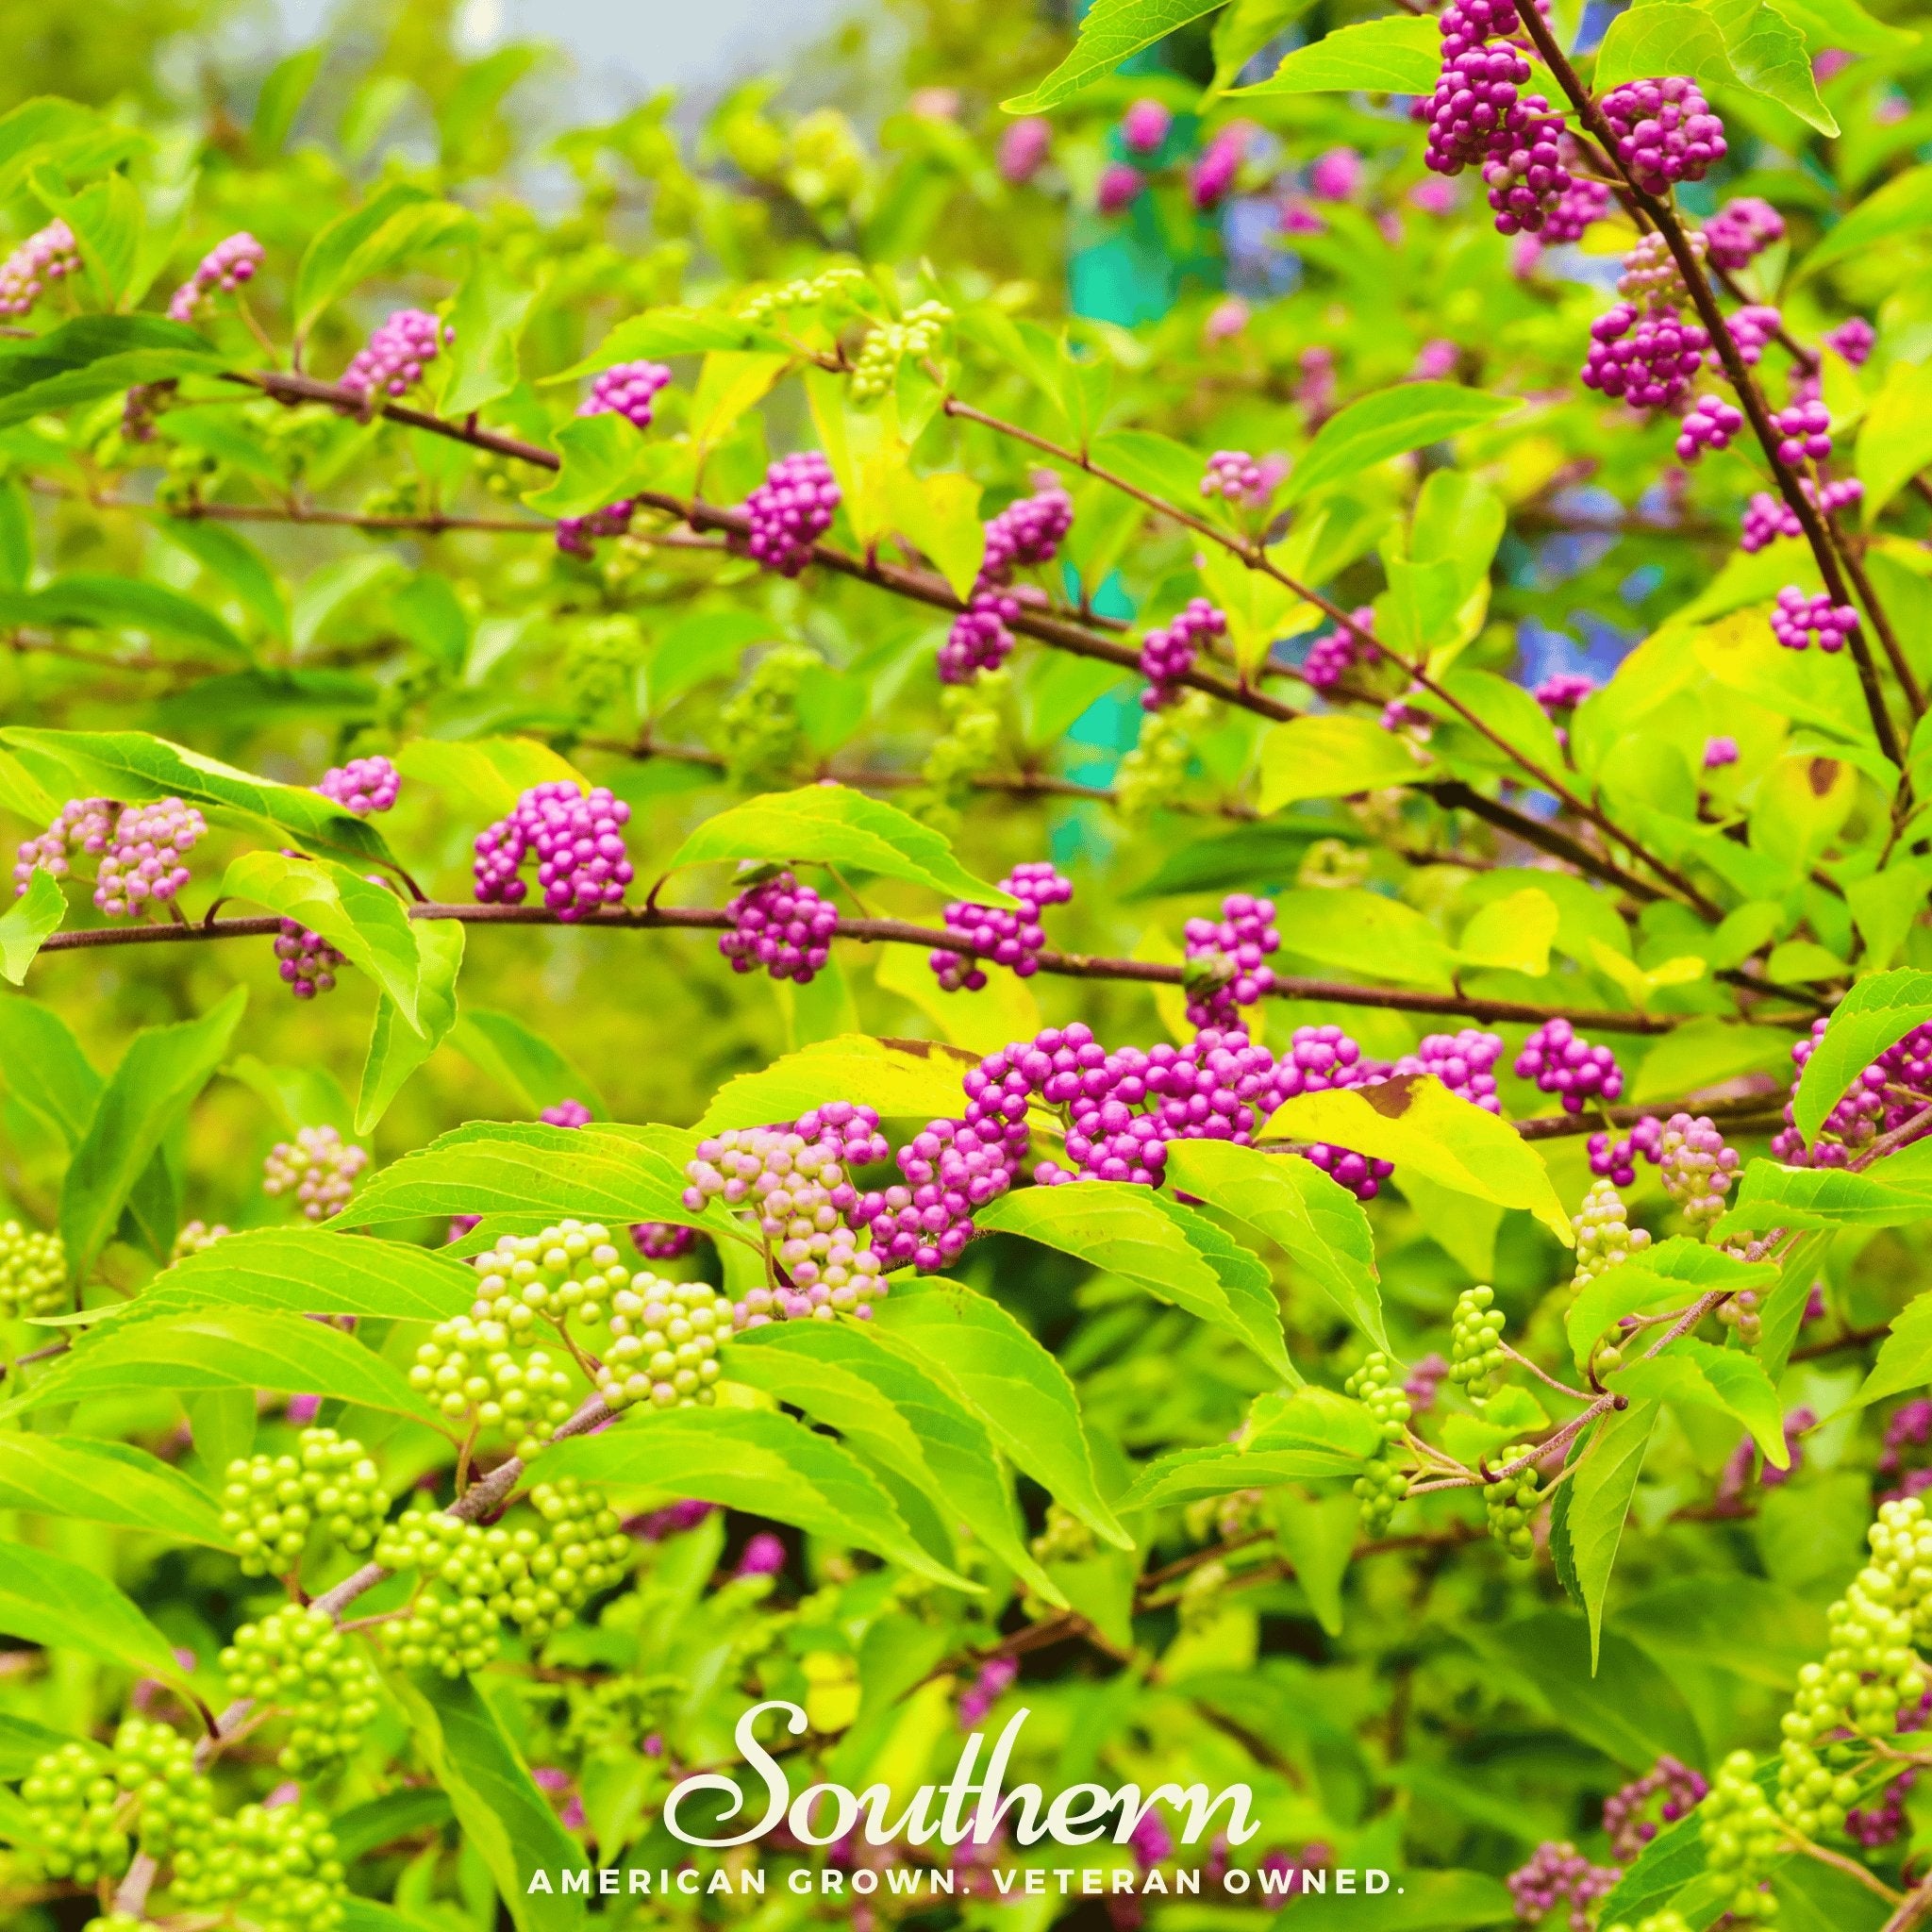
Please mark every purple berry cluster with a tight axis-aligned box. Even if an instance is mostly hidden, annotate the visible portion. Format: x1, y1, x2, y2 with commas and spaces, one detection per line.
1140, 599, 1228, 711
167, 231, 264, 322
1825, 315, 1875, 365
958, 1657, 1019, 1728
1392, 1029, 1504, 1113
274, 921, 344, 1000
941, 486, 1074, 685
1724, 303, 1781, 367
1581, 302, 1709, 411
1771, 586, 1859, 654
555, 500, 637, 558
631, 1222, 697, 1262
1674, 393, 1743, 464
1772, 1019, 1932, 1166
1183, 892, 1279, 1026
1704, 734, 1740, 769
541, 1098, 593, 1128
1513, 1018, 1624, 1113
718, 870, 840, 985
471, 780, 633, 922
1532, 671, 1595, 716
1740, 476, 1861, 551
1541, 175, 1609, 244
315, 755, 399, 816
1190, 125, 1249, 209
14, 798, 112, 898
1772, 399, 1832, 465
928, 861, 1073, 993
1201, 450, 1283, 507
92, 799, 208, 918
862, 1113, 1024, 1272
1303, 610, 1375, 691
1589, 1112, 1662, 1186
0, 219, 79, 318
1879, 1400, 1932, 1504
741, 452, 841, 577
1658, 1110, 1740, 1231
1604, 1757, 1710, 1862
1704, 196, 1784, 269
1600, 77, 1726, 195
1097, 163, 1143, 216
341, 308, 454, 399
578, 360, 672, 430
1274, 1024, 1397, 1198
1506, 1842, 1617, 1932
1121, 98, 1172, 156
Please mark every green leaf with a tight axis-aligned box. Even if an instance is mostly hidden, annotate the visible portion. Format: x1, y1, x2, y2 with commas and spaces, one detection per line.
1857, 361, 1932, 523
0, 996, 99, 1146
252, 45, 325, 151
873, 1278, 1132, 1551
131, 1228, 479, 1324
386, 1674, 586, 1932
1268, 1490, 1358, 1635
1798, 163, 1932, 280
884, 468, 985, 603
0, 1712, 78, 1778
551, 308, 787, 378
391, 736, 586, 822
1458, 887, 1558, 977
1571, 1238, 1776, 1361
1775, 0, 1915, 52
1122, 1391, 1381, 1506
540, 1408, 972, 1588
975, 1181, 1292, 1379
7, 574, 250, 662
446, 1008, 608, 1119
1256, 713, 1434, 811
358, 919, 464, 1132
1004, 0, 1226, 110
1793, 970, 1932, 1145
1208, 0, 1318, 94
520, 412, 665, 518
439, 258, 537, 418
1594, 1, 1738, 92
0, 1539, 190, 1688
1235, 14, 1440, 93
695, 1034, 971, 1134
155, 520, 291, 645
1267, 1074, 1573, 1243
1706, 0, 1838, 134
687, 350, 790, 455
294, 185, 474, 336
1678, 1337, 1790, 1465
0, 1436, 230, 1545
1567, 1398, 1657, 1668
1851, 1291, 1932, 1410
2, 728, 396, 871
0, 868, 62, 984
1593, 1802, 1712, 1926
221, 852, 425, 1033
58, 987, 245, 1275
5, 1310, 441, 1424
665, 784, 1014, 904
1713, 1154, 1932, 1235
1270, 887, 1457, 990
0, 315, 223, 428
724, 1320, 1064, 1604
1161, 1139, 1385, 1351
1281, 383, 1520, 508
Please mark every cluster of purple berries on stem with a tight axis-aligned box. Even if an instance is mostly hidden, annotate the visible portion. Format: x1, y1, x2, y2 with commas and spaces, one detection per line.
1582, 303, 1709, 411
1393, 1029, 1504, 1112
1704, 196, 1783, 269
17, 797, 208, 918
941, 485, 1074, 685
1772, 587, 1859, 654
741, 451, 841, 577
472, 780, 633, 921
274, 921, 345, 999
1772, 399, 1832, 466
0, 219, 79, 318
632, 1222, 697, 1262
1200, 450, 1283, 508
1140, 599, 1227, 711
718, 869, 841, 985
315, 755, 399, 816
1303, 610, 1374, 691
1741, 476, 1861, 551
929, 861, 1073, 992
1675, 393, 1742, 464
341, 308, 453, 400
1600, 77, 1727, 194
578, 360, 672, 430
1772, 1018, 1932, 1166
1183, 893, 1279, 1026
167, 231, 264, 322
1504, 1840, 1617, 1931
1514, 1018, 1623, 1113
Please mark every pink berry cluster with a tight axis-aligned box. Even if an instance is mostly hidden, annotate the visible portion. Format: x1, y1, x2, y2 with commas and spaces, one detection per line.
315, 755, 399, 816
1604, 1757, 1710, 1862
1274, 1024, 1397, 1198
555, 500, 637, 558
1541, 175, 1609, 244
998, 118, 1051, 186
15, 798, 111, 898
1704, 196, 1784, 269
1772, 399, 1833, 467
1675, 392, 1743, 463
1097, 163, 1143, 216
541, 1098, 593, 1128
1740, 476, 1861, 551
1703, 734, 1740, 769
1419, 0, 1574, 237
1725, 303, 1781, 367
1303, 610, 1374, 691
1140, 598, 1228, 711
1513, 1018, 1624, 1113
940, 486, 1074, 685
1183, 892, 1279, 1026
1771, 586, 1858, 654
1200, 450, 1283, 507
167, 231, 265, 323
1825, 316, 1875, 365
1191, 125, 1250, 211
741, 452, 841, 577
1505, 1842, 1617, 1931
1582, 302, 1709, 411
1532, 671, 1595, 716
928, 861, 1073, 993
1392, 1029, 1504, 1112
1879, 1400, 1932, 1504
1588, 1111, 1663, 1186
578, 360, 672, 430
958, 1657, 1018, 1728
1600, 77, 1726, 195
0, 219, 79, 318
274, 921, 345, 1000
340, 308, 453, 399
263, 1124, 369, 1222
718, 870, 841, 985
1772, 1019, 1932, 1166
471, 780, 633, 922
90, 799, 208, 917
631, 1223, 697, 1262
1658, 1110, 1740, 1231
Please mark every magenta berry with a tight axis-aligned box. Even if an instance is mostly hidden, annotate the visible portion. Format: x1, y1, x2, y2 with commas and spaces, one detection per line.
1772, 398, 1832, 465
1704, 196, 1784, 269
555, 498, 637, 558
1506, 1841, 1618, 1932
1825, 315, 1874, 365
84, 799, 207, 917
341, 308, 453, 399
1724, 303, 1781, 368
1480, 102, 1573, 235
472, 780, 633, 921
998, 117, 1051, 185
982, 485, 1074, 579
941, 486, 1074, 686
1588, 1112, 1663, 1187
1393, 1029, 1504, 1112
631, 1222, 697, 1261
1771, 586, 1858, 653
1183, 892, 1279, 1026
1704, 734, 1740, 769
1191, 126, 1249, 208
1675, 392, 1743, 463
718, 870, 840, 984
1304, 610, 1374, 691
167, 231, 264, 322
928, 862, 1071, 992
741, 451, 840, 577
1773, 1019, 1932, 1165
315, 755, 399, 816
1097, 163, 1143, 216
1532, 671, 1595, 714
1600, 77, 1726, 195
1604, 1757, 1710, 1862
541, 1098, 592, 1128
274, 921, 344, 999
1121, 99, 1171, 156
578, 360, 672, 430
1140, 598, 1227, 710
1514, 1017, 1624, 1113
1741, 475, 1861, 551
0, 219, 79, 317
1581, 302, 1708, 411
1201, 450, 1282, 506
1541, 175, 1609, 243
1307, 147, 1362, 200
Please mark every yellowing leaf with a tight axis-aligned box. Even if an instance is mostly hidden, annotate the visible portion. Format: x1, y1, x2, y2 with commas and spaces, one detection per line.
1257, 714, 1433, 813
886, 468, 985, 602
1458, 887, 1557, 976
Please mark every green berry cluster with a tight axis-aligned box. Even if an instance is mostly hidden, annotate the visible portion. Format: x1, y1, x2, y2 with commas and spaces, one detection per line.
470, 1222, 632, 1335
1604, 1914, 1692, 1932
1343, 1353, 1411, 1444
1485, 1446, 1541, 1559
0, 1218, 66, 1320
408, 1319, 575, 1460
850, 301, 952, 400
1030, 1502, 1097, 1564
919, 671, 1010, 826
21, 1718, 216, 1883
219, 1606, 381, 1774
1185, 1487, 1263, 1546
715, 643, 823, 790
1117, 691, 1209, 820
739, 264, 867, 324
598, 1270, 731, 1410
1776, 1495, 1932, 1836
1572, 1179, 1650, 1291
173, 1800, 346, 1932
1355, 1460, 1410, 1537
1700, 1750, 1781, 1921
220, 1427, 385, 1577
375, 1505, 502, 1674
1176, 1559, 1228, 1633
563, 614, 645, 722
1449, 1286, 1507, 1401
170, 1219, 230, 1259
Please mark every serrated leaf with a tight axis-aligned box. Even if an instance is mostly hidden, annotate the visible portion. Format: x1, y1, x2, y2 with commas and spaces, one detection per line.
58, 987, 244, 1275
1851, 1291, 1932, 1410
1006, 0, 1224, 109
1792, 974, 1932, 1142
0, 997, 98, 1147
1268, 1074, 1574, 1242
696, 1034, 973, 1134
1567, 1398, 1657, 1669
439, 258, 536, 418
885, 468, 984, 603
1257, 712, 1434, 812
665, 784, 1014, 904
873, 1278, 1132, 1550
4, 574, 250, 662
0, 1436, 230, 1545
0, 1539, 190, 1688
358, 918, 463, 1132
391, 736, 586, 822
0, 868, 62, 984
1715, 1153, 1932, 1235
0, 315, 223, 427
975, 1181, 1292, 1378
520, 411, 667, 518
1570, 1237, 1776, 1362
540, 1407, 972, 1588
1798, 163, 1932, 280
1706, 0, 1838, 134
1162, 1139, 1385, 1351
1281, 383, 1520, 508
295, 187, 473, 336
128, 1228, 479, 1324
1235, 14, 1440, 93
